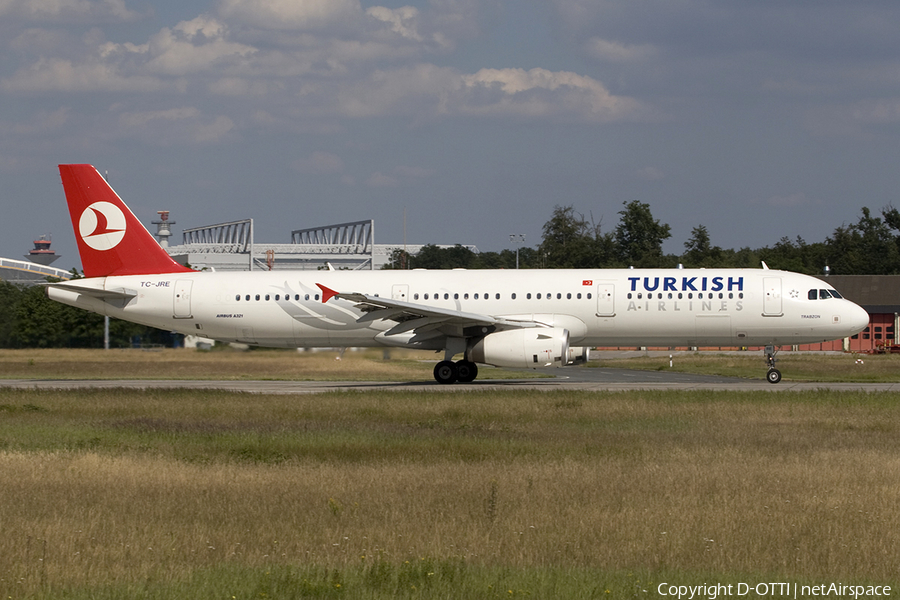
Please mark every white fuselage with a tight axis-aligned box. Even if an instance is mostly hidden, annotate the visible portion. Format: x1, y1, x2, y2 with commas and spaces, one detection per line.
48, 268, 870, 350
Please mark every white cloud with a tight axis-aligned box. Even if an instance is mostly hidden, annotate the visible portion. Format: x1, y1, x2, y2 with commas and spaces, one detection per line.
116, 107, 235, 144
0, 0, 142, 22
459, 68, 646, 122
330, 64, 647, 123
217, 0, 362, 30
143, 17, 257, 77
1, 58, 169, 93
367, 6, 423, 42
366, 171, 397, 187
586, 37, 656, 62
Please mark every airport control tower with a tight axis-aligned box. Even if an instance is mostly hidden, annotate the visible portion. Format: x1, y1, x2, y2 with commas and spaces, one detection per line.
25, 235, 60, 265
152, 211, 175, 248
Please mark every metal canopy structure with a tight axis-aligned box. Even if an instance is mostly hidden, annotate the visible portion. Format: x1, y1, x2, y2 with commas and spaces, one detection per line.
166, 219, 377, 271
0, 257, 71, 285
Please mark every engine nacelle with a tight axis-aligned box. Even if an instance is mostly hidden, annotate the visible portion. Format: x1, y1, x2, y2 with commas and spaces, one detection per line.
469, 327, 569, 369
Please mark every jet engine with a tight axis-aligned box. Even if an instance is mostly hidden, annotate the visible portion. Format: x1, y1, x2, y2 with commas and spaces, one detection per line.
469, 327, 569, 369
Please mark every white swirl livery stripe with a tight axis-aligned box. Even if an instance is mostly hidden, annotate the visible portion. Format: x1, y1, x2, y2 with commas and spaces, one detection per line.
79, 202, 126, 251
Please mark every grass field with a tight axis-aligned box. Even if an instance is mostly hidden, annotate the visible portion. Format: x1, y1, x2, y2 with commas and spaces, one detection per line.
0, 350, 898, 598
0, 348, 546, 382
594, 351, 900, 382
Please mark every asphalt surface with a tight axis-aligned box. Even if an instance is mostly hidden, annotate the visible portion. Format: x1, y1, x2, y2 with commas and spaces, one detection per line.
2, 365, 899, 393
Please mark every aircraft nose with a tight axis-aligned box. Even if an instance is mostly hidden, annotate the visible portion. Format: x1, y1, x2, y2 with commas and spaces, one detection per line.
846, 302, 870, 335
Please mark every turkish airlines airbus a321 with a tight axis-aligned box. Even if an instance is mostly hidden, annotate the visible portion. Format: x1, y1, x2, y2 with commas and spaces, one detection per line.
47, 164, 869, 384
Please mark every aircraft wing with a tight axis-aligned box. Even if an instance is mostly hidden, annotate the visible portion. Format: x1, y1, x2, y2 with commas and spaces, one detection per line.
317, 284, 540, 337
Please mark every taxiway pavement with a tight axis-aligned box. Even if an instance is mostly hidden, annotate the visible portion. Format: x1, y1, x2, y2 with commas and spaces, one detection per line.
2, 367, 898, 393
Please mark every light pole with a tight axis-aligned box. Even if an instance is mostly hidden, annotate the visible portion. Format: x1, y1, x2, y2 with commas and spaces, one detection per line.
509, 234, 525, 269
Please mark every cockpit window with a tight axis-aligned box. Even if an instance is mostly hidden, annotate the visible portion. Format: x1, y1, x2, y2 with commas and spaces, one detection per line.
808, 289, 817, 300
819, 289, 832, 299
829, 289, 843, 299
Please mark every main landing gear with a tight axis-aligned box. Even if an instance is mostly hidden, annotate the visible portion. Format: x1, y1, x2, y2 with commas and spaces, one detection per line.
433, 359, 479, 384
765, 345, 782, 384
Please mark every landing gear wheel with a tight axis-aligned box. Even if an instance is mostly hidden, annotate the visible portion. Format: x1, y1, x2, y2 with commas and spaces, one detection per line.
434, 360, 458, 384
455, 360, 478, 383
766, 368, 782, 384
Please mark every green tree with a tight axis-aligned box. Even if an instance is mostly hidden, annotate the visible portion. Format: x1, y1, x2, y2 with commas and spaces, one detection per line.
614, 200, 671, 267
0, 281, 24, 347
539, 205, 615, 268
682, 225, 724, 267
825, 207, 900, 274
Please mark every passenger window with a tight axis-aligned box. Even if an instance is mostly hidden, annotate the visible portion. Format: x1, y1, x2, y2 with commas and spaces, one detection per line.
495, 293, 500, 300
245, 295, 251, 301
474, 293, 479, 299
255, 294, 260, 301
527, 293, 532, 299
819, 289, 832, 299
808, 289, 817, 300
536, 293, 541, 299
512, 293, 517, 300
235, 295, 240, 301
567, 293, 572, 299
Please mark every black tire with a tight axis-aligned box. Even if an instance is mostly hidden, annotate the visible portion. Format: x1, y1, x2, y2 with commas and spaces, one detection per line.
456, 360, 478, 383
766, 368, 782, 384
434, 360, 458, 384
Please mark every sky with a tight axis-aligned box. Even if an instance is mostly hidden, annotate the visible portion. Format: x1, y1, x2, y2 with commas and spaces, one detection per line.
3, 0, 900, 271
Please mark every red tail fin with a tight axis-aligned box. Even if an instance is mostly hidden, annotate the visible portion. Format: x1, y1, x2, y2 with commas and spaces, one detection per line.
59, 164, 192, 277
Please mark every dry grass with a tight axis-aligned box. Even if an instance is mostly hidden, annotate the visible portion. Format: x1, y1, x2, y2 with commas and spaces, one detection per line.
0, 347, 543, 382
0, 387, 898, 597
595, 351, 900, 382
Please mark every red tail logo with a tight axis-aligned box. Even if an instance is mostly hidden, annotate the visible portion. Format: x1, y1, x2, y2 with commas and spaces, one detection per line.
59, 164, 192, 277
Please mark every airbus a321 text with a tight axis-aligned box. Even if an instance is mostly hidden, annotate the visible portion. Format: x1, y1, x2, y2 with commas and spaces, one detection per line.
47, 164, 870, 384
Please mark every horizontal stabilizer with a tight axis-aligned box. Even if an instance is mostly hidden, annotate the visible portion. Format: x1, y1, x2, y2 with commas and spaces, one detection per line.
45, 281, 137, 300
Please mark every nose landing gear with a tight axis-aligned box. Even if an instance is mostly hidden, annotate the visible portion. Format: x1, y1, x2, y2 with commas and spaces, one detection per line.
765, 345, 782, 384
